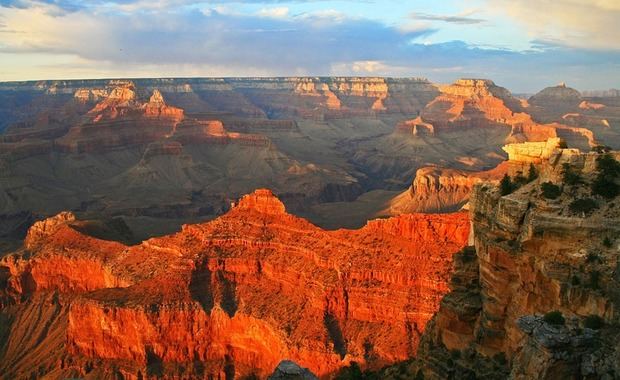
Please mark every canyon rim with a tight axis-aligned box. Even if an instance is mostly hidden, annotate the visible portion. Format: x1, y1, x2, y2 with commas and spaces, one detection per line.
1, 1, 620, 379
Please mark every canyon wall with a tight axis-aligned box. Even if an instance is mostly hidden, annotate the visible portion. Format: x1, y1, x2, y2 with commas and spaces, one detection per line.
0, 189, 469, 379
378, 149, 620, 380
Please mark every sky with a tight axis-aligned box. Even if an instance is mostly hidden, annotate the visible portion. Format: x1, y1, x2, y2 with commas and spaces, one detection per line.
0, 0, 619, 92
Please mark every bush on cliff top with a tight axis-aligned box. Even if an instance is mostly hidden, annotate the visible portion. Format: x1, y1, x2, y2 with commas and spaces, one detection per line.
569, 198, 598, 214
584, 315, 604, 330
543, 310, 565, 326
541, 182, 561, 199
527, 164, 538, 182
500, 174, 515, 195
591, 154, 620, 199
562, 163, 583, 186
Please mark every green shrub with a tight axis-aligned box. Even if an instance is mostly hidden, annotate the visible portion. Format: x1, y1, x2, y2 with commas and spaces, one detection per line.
493, 352, 507, 366
500, 174, 515, 195
592, 154, 620, 198
513, 172, 528, 187
571, 275, 580, 286
541, 182, 561, 199
603, 237, 613, 248
414, 369, 425, 380
591, 175, 619, 199
596, 154, 620, 177
583, 315, 604, 330
335, 362, 363, 380
588, 271, 601, 290
450, 349, 461, 360
569, 198, 598, 214
562, 163, 583, 186
543, 310, 565, 325
586, 252, 601, 264
527, 164, 538, 182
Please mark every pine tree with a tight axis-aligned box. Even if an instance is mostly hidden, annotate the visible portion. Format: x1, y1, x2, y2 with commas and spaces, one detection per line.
527, 163, 538, 182
500, 174, 514, 195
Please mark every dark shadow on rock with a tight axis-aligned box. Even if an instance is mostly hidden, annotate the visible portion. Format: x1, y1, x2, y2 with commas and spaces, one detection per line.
324, 312, 347, 359
217, 271, 238, 317
145, 346, 164, 377
189, 264, 214, 314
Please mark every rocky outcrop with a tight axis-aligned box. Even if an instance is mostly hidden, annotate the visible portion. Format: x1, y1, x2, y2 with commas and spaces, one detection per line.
501, 137, 563, 164
269, 360, 319, 380
529, 83, 582, 110
0, 189, 469, 379
379, 149, 620, 379
386, 138, 567, 215
386, 166, 499, 214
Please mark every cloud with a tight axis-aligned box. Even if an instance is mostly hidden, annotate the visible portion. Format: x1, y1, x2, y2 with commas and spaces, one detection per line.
0, 1, 435, 74
410, 11, 485, 25
486, 0, 620, 51
0, 0, 619, 92
257, 6, 289, 19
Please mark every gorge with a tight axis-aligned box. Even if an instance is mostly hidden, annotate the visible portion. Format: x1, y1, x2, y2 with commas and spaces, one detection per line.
0, 77, 619, 379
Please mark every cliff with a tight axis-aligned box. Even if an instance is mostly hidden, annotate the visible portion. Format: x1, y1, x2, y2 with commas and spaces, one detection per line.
378, 149, 620, 379
386, 138, 568, 215
0, 189, 469, 379
394, 79, 595, 150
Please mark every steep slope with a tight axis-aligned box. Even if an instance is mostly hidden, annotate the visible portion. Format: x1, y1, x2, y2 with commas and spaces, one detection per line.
528, 83, 620, 149
378, 148, 620, 379
387, 138, 563, 214
0, 189, 469, 379
352, 79, 593, 187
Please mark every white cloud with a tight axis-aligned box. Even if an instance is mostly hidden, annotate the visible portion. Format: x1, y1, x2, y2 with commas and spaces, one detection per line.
486, 0, 620, 50
257, 7, 289, 19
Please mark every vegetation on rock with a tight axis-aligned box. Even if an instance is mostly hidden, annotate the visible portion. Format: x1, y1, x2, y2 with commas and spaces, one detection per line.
569, 198, 598, 214
543, 311, 566, 326
541, 182, 561, 199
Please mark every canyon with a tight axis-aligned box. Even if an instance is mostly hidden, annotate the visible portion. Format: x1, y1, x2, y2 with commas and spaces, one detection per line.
0, 189, 469, 378
0, 78, 618, 241
378, 146, 620, 379
1, 76, 620, 379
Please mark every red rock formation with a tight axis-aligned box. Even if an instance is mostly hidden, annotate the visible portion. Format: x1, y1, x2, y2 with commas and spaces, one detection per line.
387, 164, 509, 214
387, 138, 568, 215
395, 79, 595, 149
0, 189, 469, 378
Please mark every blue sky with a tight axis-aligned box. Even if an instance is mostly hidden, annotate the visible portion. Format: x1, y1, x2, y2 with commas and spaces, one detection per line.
0, 0, 619, 92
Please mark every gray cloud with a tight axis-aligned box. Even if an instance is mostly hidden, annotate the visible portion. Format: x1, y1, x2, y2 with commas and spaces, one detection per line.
0, 1, 619, 92
410, 12, 485, 25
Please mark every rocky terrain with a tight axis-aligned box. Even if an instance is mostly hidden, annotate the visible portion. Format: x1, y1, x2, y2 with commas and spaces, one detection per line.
1, 77, 618, 243
0, 189, 469, 378
387, 138, 565, 214
377, 143, 620, 379
1, 76, 620, 379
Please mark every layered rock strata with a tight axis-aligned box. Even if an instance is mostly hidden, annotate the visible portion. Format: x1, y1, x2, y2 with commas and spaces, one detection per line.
379, 148, 620, 379
0, 189, 469, 378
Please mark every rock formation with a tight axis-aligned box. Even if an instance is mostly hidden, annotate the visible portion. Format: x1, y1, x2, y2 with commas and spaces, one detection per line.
377, 148, 620, 380
269, 360, 319, 380
393, 79, 595, 151
0, 189, 469, 378
386, 138, 567, 215
1, 77, 616, 241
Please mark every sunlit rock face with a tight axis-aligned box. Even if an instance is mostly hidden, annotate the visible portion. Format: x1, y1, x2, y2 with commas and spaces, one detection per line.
377, 149, 620, 380
386, 138, 567, 215
0, 189, 469, 378
392, 79, 595, 151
